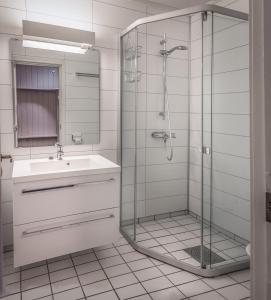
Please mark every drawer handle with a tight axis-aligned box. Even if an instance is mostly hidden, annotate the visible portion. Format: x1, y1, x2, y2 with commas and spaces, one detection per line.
75, 178, 115, 187
21, 178, 115, 194
22, 214, 115, 237
22, 184, 75, 194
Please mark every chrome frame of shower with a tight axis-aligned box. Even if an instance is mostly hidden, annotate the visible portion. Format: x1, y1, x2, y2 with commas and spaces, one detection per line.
120, 4, 249, 277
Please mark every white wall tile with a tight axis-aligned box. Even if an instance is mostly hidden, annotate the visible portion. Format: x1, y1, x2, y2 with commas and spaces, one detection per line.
93, 1, 145, 29
26, 0, 92, 22
0, 60, 12, 84
0, 84, 13, 109
0, 7, 25, 35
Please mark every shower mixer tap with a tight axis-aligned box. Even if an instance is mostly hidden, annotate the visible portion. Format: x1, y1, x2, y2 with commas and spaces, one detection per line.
151, 131, 176, 143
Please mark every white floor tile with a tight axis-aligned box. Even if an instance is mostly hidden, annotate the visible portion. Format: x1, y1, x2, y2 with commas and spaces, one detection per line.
22, 285, 51, 300
203, 275, 236, 289
48, 258, 73, 272
79, 270, 107, 285
137, 239, 160, 248
99, 255, 125, 268
83, 279, 112, 297
116, 244, 134, 254
116, 283, 146, 300
1, 294, 21, 300
130, 295, 152, 300
177, 279, 212, 297
75, 261, 101, 275
1, 282, 20, 297
128, 259, 155, 271
150, 287, 185, 300
190, 291, 226, 300
53, 287, 84, 300
87, 290, 119, 300
122, 251, 146, 262
149, 230, 171, 238
167, 271, 198, 285
156, 236, 178, 245
171, 250, 190, 260
218, 284, 250, 300
104, 264, 131, 278
142, 276, 173, 293
3, 273, 20, 285
21, 274, 50, 291
21, 265, 48, 281
163, 242, 186, 252
157, 264, 180, 275
49, 267, 76, 283
95, 248, 119, 259
229, 269, 250, 283
110, 273, 138, 289
134, 267, 163, 281
72, 253, 97, 266
136, 233, 153, 241
51, 277, 80, 294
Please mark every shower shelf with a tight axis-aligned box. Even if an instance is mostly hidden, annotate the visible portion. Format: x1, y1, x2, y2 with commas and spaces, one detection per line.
125, 45, 142, 61
124, 70, 142, 83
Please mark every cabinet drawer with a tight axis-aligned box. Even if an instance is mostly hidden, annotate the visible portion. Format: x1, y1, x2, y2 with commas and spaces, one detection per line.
14, 208, 120, 267
13, 173, 120, 224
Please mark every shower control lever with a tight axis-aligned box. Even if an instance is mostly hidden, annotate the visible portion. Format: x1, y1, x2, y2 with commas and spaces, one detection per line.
151, 131, 176, 142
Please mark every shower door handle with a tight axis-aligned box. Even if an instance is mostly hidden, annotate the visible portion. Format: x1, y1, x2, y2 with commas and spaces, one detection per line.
203, 146, 211, 155
200, 146, 211, 155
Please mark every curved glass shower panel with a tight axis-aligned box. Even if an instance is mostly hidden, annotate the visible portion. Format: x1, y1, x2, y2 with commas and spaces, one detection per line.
120, 5, 249, 277
134, 16, 190, 258
121, 28, 139, 241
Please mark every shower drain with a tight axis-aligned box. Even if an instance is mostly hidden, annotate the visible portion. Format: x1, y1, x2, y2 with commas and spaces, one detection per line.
183, 245, 225, 266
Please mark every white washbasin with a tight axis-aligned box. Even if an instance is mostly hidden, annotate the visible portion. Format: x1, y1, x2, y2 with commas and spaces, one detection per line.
30, 158, 91, 174
12, 155, 120, 182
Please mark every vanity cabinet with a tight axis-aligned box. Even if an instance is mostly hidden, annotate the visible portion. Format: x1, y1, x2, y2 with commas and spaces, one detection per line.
12, 155, 120, 267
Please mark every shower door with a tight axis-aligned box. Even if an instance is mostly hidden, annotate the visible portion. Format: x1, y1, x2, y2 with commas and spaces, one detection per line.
120, 28, 139, 241
202, 12, 250, 269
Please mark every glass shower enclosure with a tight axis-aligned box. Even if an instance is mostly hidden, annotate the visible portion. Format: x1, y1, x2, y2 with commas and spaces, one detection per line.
120, 4, 249, 277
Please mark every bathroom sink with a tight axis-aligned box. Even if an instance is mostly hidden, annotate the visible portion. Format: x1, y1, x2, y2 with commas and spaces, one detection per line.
30, 158, 91, 174
12, 155, 120, 182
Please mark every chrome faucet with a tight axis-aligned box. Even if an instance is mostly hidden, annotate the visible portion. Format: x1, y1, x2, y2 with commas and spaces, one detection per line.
55, 143, 64, 160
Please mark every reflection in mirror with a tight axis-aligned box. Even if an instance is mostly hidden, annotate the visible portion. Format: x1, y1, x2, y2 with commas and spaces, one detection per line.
11, 39, 100, 147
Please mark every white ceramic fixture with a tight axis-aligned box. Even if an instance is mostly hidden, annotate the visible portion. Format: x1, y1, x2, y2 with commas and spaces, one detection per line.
12, 155, 120, 267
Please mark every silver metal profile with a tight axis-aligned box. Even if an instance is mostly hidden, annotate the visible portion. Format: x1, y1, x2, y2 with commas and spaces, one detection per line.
120, 4, 248, 37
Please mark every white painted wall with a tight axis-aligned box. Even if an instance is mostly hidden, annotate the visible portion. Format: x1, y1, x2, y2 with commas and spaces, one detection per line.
0, 0, 175, 246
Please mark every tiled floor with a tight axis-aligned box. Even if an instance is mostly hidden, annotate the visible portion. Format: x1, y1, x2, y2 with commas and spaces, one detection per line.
2, 235, 250, 300
124, 214, 248, 268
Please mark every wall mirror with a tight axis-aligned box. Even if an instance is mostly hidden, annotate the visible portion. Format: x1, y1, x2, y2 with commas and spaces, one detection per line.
10, 39, 100, 147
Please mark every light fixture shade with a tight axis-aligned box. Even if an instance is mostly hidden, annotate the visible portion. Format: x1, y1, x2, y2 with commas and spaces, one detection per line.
22, 20, 95, 53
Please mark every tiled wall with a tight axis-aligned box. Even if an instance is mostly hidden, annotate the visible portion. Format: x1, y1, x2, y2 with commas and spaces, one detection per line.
189, 0, 250, 240
0, 0, 175, 246
121, 16, 190, 222
0, 0, 249, 246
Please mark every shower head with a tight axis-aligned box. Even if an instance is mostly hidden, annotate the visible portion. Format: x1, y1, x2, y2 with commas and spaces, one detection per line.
160, 45, 187, 56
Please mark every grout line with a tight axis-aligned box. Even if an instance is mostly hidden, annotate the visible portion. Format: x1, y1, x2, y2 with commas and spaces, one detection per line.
69, 253, 88, 300
45, 260, 55, 300
91, 249, 121, 300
